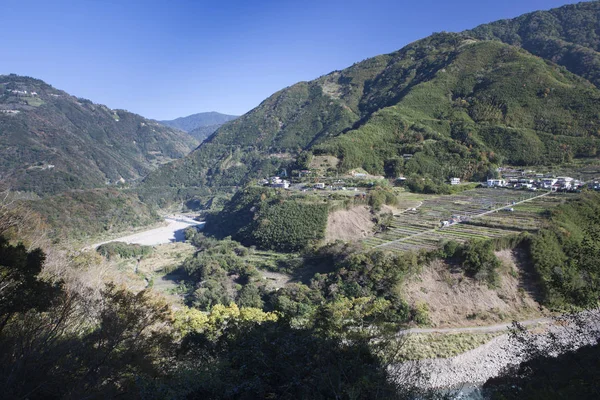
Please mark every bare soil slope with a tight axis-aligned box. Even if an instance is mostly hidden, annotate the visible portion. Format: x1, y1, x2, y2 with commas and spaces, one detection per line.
403, 249, 543, 328
325, 205, 374, 243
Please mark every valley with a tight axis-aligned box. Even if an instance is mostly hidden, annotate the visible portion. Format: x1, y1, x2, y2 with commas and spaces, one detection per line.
2, 1, 600, 399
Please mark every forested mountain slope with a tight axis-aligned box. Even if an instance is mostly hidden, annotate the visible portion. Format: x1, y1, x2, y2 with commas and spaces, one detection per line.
0, 75, 198, 195
467, 1, 600, 89
145, 5, 600, 191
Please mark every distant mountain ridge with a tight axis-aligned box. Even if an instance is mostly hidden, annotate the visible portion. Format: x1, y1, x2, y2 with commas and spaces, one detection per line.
160, 112, 238, 141
0, 74, 198, 195
144, 1, 600, 193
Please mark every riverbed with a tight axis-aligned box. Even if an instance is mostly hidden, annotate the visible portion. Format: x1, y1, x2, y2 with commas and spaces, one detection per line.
89, 216, 204, 248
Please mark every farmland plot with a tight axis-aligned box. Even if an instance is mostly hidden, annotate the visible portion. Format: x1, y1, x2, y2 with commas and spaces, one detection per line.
366, 188, 567, 252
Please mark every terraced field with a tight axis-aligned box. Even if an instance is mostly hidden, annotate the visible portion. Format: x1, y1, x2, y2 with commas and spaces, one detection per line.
364, 188, 572, 252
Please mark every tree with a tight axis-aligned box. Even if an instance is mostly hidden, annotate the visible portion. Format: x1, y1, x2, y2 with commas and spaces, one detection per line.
236, 282, 264, 308
460, 239, 501, 287
0, 236, 62, 333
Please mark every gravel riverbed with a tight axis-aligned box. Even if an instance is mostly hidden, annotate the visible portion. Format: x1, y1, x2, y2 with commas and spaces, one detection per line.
391, 311, 600, 389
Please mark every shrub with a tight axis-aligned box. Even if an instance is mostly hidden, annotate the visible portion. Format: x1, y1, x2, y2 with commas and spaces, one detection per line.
96, 242, 153, 259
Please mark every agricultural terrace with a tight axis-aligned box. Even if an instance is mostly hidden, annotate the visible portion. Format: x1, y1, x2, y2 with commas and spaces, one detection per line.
364, 188, 576, 252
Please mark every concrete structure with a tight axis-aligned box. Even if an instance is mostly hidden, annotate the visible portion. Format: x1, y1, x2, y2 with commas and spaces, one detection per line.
450, 177, 461, 185
487, 179, 506, 188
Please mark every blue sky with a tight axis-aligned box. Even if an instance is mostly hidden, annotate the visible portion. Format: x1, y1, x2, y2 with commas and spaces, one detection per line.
2, 0, 582, 119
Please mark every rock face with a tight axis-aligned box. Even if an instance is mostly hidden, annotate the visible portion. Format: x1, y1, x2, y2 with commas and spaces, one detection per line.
392, 311, 600, 389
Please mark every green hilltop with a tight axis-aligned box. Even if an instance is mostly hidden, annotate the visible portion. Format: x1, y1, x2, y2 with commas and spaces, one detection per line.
144, 2, 600, 193
0, 74, 199, 195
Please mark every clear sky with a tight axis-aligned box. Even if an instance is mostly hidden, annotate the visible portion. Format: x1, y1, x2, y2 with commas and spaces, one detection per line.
2, 0, 582, 120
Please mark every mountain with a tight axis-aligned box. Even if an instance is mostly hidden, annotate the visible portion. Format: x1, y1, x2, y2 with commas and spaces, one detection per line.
0, 74, 198, 195
160, 112, 238, 141
144, 2, 600, 193
466, 1, 600, 89
188, 124, 228, 142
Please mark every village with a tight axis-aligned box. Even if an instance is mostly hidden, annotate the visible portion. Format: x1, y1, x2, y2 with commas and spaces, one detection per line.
485, 167, 586, 191
259, 165, 589, 193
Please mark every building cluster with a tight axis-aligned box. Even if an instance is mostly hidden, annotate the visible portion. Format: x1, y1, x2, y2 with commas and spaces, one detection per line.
260, 176, 290, 189
8, 89, 37, 96
441, 215, 465, 227
588, 180, 600, 191
487, 172, 582, 191
0, 109, 20, 114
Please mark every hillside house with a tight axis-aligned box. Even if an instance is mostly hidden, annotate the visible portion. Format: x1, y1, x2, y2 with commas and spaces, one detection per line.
450, 177, 461, 185
487, 179, 506, 188
541, 178, 557, 189
556, 177, 574, 189
272, 180, 290, 189
270, 176, 290, 188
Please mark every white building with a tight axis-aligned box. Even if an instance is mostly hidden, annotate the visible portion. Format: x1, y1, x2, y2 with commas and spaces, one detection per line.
541, 178, 557, 189
450, 177, 461, 185
556, 177, 574, 189
487, 179, 506, 188
272, 180, 290, 189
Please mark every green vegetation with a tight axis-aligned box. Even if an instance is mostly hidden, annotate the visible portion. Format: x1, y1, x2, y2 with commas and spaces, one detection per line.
529, 192, 600, 308
445, 239, 503, 287
24, 189, 160, 241
0, 236, 62, 329
96, 241, 153, 260
204, 187, 329, 252
0, 74, 198, 195
4, 3, 600, 397
467, 1, 600, 90
0, 231, 434, 398
398, 332, 500, 361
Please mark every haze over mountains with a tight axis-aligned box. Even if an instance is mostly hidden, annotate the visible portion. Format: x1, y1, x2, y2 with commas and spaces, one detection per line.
144, 1, 600, 192
159, 112, 238, 142
0, 74, 198, 195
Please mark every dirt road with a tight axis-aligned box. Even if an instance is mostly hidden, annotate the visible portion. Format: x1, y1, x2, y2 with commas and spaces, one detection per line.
398, 316, 552, 336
